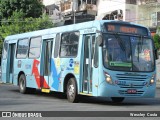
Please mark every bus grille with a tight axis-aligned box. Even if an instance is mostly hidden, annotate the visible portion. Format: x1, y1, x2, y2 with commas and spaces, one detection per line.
116, 73, 148, 89
118, 84, 144, 89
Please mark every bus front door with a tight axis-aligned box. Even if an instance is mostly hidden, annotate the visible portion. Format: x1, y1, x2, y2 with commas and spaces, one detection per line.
83, 34, 95, 94
40, 39, 53, 89
7, 43, 16, 83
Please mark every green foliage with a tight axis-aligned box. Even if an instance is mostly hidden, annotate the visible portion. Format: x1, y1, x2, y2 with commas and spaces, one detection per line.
0, 11, 54, 58
0, 0, 50, 59
0, 12, 54, 39
0, 0, 44, 19
153, 34, 160, 50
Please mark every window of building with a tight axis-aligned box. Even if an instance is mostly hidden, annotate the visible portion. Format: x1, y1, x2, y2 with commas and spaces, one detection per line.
60, 32, 79, 57
82, 0, 96, 5
29, 37, 42, 58
16, 38, 29, 58
61, 1, 71, 11
49, 10, 53, 15
126, 0, 137, 4
45, 8, 49, 15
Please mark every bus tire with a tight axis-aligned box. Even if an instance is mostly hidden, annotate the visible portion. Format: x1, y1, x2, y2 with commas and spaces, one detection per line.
66, 78, 79, 103
111, 97, 124, 103
19, 74, 28, 94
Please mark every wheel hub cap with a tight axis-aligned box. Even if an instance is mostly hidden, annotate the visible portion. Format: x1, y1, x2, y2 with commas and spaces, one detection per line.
68, 85, 74, 97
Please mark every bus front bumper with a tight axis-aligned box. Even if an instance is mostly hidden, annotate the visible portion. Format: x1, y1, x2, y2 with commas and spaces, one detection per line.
98, 81, 156, 98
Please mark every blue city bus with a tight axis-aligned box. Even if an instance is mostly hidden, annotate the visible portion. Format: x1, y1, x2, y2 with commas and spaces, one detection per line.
1, 20, 158, 103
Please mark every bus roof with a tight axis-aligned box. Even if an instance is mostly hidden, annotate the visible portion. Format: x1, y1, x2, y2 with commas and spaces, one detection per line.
5, 20, 148, 41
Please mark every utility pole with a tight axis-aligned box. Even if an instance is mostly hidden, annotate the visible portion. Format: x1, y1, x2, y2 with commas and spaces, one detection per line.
156, 2, 157, 26
72, 0, 78, 24
73, 10, 76, 24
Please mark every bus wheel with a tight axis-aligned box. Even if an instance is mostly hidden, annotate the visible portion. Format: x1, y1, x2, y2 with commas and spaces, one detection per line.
66, 78, 79, 103
111, 97, 124, 103
19, 74, 28, 94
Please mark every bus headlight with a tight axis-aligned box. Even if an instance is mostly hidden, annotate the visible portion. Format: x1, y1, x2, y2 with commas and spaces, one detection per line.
150, 79, 154, 84
104, 72, 113, 84
150, 74, 155, 85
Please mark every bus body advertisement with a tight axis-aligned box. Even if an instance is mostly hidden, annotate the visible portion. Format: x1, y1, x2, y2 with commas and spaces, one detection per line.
1, 20, 158, 103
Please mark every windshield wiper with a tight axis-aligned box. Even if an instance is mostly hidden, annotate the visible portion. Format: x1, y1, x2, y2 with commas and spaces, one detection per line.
137, 36, 143, 62
114, 33, 126, 51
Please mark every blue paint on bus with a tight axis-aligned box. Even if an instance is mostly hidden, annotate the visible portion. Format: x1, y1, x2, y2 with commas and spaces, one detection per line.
51, 59, 60, 91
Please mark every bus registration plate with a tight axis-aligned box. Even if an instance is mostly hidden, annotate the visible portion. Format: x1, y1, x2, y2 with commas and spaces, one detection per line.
127, 89, 137, 94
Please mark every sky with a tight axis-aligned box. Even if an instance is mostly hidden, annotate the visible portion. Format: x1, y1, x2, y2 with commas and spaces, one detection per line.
43, 0, 60, 6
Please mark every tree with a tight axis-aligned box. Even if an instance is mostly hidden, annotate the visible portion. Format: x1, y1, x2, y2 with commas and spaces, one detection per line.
0, 0, 44, 19
153, 34, 160, 50
0, 11, 54, 58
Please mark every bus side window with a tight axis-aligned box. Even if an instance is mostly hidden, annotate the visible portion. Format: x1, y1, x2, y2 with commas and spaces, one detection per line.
69, 32, 79, 56
60, 32, 79, 57
60, 33, 70, 57
16, 38, 29, 59
29, 36, 42, 58
54, 33, 60, 58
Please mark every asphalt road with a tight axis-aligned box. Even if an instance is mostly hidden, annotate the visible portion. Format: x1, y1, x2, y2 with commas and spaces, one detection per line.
0, 83, 160, 120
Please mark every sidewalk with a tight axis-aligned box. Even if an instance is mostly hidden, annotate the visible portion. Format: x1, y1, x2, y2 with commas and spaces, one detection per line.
156, 59, 160, 89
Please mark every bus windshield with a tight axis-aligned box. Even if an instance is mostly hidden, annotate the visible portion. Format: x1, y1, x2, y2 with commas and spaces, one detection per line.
103, 34, 154, 72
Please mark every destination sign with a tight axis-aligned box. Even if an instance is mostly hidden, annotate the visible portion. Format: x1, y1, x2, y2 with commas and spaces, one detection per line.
104, 23, 148, 36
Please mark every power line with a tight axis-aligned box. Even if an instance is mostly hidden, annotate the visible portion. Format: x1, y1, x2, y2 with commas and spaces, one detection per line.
0, 17, 154, 22
0, 20, 42, 23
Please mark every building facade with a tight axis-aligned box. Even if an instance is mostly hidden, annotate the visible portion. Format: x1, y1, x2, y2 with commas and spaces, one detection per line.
42, 0, 160, 31
137, 0, 160, 27
96, 0, 137, 22
42, 0, 97, 25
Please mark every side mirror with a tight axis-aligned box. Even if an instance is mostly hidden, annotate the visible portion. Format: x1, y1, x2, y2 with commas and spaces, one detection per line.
96, 34, 102, 46
155, 49, 159, 60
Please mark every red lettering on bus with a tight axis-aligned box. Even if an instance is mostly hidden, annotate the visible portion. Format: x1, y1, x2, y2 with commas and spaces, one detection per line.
108, 25, 115, 31
120, 27, 137, 34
